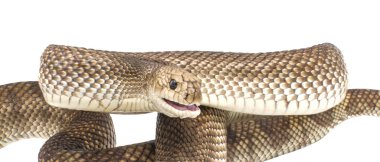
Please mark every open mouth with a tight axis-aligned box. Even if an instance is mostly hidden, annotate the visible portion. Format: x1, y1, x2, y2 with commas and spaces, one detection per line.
163, 99, 199, 111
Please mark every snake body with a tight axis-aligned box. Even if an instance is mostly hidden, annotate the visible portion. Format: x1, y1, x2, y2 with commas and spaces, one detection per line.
0, 43, 377, 161
39, 43, 347, 117
1, 82, 379, 161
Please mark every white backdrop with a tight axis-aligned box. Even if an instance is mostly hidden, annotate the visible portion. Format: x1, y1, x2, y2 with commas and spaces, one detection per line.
0, 0, 380, 161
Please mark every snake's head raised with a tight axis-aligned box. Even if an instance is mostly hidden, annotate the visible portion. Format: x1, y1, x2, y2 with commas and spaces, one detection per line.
148, 66, 202, 118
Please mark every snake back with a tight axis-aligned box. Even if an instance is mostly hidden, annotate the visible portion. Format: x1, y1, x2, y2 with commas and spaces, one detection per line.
40, 43, 348, 116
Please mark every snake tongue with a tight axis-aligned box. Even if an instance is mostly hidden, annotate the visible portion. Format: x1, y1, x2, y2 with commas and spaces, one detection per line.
164, 99, 199, 111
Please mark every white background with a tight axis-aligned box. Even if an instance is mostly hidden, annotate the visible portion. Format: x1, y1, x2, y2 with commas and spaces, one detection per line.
0, 0, 380, 161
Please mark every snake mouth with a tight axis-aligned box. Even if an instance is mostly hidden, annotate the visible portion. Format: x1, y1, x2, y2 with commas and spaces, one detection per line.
163, 99, 199, 111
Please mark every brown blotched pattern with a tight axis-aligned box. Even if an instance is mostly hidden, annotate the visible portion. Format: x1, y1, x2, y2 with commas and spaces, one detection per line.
227, 89, 380, 161
155, 107, 228, 161
1, 82, 380, 161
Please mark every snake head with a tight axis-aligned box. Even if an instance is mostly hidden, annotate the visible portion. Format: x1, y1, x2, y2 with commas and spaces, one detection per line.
148, 65, 202, 118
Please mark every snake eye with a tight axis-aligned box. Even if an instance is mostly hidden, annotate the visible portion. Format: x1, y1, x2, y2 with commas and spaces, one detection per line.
169, 79, 177, 90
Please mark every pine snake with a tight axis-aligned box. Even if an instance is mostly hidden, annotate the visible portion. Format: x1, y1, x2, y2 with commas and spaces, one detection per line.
1, 43, 379, 161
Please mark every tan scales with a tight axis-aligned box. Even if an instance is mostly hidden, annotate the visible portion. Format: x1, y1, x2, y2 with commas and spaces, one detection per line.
1, 43, 378, 161
40, 43, 347, 117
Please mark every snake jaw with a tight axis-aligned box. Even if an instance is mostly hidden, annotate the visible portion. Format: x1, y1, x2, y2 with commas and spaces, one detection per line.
163, 99, 199, 111
150, 97, 201, 118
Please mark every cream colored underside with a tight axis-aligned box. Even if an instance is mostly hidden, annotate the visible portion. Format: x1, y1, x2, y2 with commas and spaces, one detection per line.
43, 93, 154, 113
201, 90, 346, 115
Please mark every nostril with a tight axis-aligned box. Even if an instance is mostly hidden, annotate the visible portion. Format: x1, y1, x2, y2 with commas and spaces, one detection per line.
184, 93, 189, 100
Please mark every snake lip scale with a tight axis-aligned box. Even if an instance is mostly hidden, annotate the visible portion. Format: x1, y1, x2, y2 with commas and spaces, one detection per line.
163, 98, 199, 111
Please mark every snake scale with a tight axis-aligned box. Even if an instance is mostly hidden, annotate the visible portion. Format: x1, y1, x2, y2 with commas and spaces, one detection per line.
0, 43, 378, 161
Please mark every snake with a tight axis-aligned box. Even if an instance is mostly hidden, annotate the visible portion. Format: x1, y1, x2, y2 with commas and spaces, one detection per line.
0, 43, 378, 161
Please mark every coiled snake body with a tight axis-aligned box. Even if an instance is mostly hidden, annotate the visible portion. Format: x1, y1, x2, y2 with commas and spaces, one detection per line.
0, 43, 378, 161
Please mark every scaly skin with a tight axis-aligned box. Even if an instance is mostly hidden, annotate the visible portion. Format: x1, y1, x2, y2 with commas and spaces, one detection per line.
1, 82, 380, 161
40, 43, 347, 117
226, 89, 380, 161
40, 46, 202, 118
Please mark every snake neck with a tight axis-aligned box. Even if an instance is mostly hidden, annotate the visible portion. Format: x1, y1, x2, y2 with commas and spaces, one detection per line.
155, 106, 228, 161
